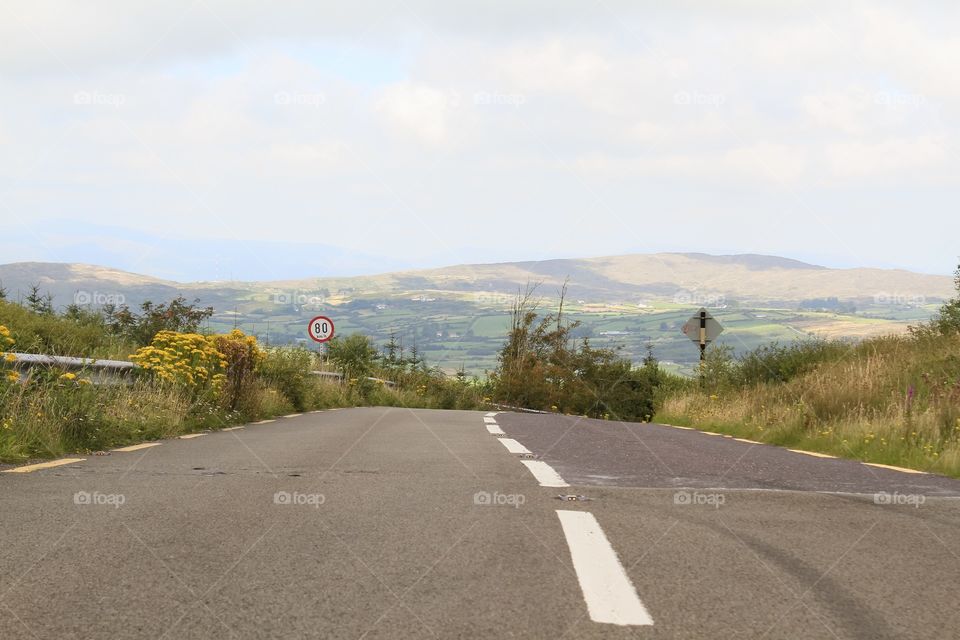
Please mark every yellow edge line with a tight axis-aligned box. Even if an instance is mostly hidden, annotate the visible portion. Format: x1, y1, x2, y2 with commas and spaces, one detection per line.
863, 462, 926, 474
253, 419, 276, 424
666, 424, 695, 430
283, 414, 301, 418
788, 449, 837, 459
702, 432, 723, 436
179, 433, 206, 440
2, 458, 86, 473
113, 443, 162, 452
222, 426, 244, 431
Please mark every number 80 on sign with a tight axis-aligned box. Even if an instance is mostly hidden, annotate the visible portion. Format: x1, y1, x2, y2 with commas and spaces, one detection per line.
307, 316, 335, 343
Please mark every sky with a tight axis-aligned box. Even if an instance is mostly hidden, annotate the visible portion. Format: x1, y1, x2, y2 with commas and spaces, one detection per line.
1, 1, 959, 281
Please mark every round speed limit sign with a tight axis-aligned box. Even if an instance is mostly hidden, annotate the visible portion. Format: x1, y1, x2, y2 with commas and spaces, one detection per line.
307, 316, 335, 343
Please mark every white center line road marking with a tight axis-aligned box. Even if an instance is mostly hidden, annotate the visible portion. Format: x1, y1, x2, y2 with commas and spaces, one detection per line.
520, 460, 569, 487
113, 443, 162, 452
483, 417, 497, 424
556, 510, 654, 626
498, 438, 531, 455
2, 458, 86, 473
486, 424, 506, 435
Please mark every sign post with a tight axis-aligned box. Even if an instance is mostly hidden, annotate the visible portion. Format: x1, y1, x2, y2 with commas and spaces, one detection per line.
307, 316, 335, 365
681, 308, 723, 379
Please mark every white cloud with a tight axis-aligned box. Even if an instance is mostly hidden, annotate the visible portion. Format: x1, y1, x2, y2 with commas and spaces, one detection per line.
375, 82, 463, 146
825, 136, 947, 178
1, 1, 959, 276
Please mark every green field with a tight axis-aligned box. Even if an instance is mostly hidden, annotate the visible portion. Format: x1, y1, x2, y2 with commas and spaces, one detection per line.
205, 293, 934, 377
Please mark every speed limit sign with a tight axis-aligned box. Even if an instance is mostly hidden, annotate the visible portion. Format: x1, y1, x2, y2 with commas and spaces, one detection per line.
307, 316, 335, 343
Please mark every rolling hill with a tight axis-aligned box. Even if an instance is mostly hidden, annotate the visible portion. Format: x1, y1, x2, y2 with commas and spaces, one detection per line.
1, 253, 953, 375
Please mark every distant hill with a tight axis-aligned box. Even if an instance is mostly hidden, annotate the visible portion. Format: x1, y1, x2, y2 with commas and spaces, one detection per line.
1, 253, 953, 375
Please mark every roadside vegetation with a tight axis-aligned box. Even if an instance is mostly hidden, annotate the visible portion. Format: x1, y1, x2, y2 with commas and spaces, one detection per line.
0, 292, 484, 463
489, 284, 669, 421
657, 264, 960, 477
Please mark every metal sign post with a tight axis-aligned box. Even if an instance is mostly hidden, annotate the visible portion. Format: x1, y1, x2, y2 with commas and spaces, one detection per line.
682, 308, 724, 381
308, 316, 335, 368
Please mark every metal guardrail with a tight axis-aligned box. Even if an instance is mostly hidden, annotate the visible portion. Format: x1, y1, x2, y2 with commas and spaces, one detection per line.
7, 353, 395, 387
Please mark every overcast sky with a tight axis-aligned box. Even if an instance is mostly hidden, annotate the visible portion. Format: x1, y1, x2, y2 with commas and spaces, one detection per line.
1, 1, 958, 280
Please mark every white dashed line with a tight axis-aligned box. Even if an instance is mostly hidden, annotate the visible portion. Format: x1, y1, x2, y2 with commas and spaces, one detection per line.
283, 413, 301, 418
2, 458, 85, 473
252, 419, 276, 425
734, 438, 761, 444
520, 460, 569, 487
179, 434, 206, 440
556, 510, 654, 626
485, 412, 499, 417
222, 426, 244, 432
863, 462, 926, 474
113, 443, 162, 452
483, 417, 497, 424
486, 424, 505, 435
498, 438, 531, 455
788, 449, 836, 459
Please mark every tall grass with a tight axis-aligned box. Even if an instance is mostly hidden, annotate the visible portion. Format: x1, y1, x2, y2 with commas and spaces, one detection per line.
657, 333, 960, 476
0, 314, 486, 463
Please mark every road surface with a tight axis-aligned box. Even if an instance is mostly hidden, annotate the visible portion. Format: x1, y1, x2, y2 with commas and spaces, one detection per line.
2, 408, 958, 639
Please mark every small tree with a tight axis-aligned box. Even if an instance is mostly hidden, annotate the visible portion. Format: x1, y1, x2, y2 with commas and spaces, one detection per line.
25, 285, 53, 315
328, 334, 379, 383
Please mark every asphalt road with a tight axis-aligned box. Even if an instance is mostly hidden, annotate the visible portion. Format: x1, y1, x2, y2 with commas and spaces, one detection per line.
2, 408, 959, 639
